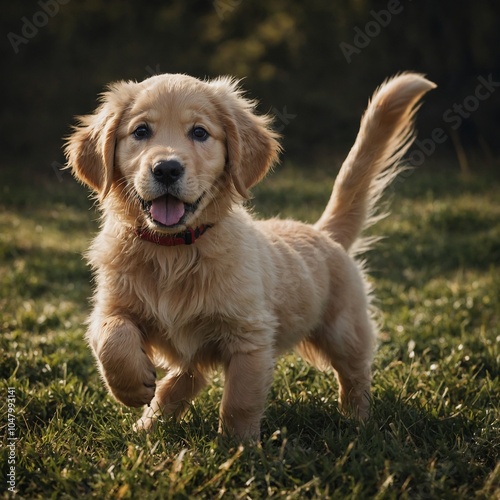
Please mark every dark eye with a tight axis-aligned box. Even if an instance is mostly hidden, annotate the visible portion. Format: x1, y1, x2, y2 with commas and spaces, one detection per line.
191, 126, 209, 142
133, 124, 151, 140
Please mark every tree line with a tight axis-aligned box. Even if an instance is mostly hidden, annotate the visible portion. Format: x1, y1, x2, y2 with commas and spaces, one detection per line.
2, 0, 499, 171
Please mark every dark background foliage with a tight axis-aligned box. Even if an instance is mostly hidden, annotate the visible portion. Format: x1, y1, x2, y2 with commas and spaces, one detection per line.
2, 0, 499, 172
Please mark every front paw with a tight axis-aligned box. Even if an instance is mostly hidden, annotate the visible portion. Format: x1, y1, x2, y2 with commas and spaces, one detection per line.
102, 350, 157, 407
134, 405, 159, 432
93, 317, 157, 407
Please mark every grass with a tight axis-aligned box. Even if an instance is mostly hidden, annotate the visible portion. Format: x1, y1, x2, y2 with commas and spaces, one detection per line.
1, 160, 499, 499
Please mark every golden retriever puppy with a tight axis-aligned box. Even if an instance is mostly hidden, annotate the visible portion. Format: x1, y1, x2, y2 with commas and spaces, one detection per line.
65, 72, 435, 439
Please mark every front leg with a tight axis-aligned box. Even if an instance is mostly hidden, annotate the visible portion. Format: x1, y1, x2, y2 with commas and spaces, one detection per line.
220, 349, 275, 441
135, 369, 207, 432
88, 316, 156, 407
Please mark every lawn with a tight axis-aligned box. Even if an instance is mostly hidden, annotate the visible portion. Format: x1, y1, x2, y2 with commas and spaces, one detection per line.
1, 159, 499, 499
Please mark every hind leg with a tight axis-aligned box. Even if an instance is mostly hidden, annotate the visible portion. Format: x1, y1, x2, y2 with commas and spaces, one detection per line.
297, 311, 375, 419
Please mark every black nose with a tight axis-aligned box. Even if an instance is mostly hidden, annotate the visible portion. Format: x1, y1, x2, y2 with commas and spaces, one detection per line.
152, 160, 184, 185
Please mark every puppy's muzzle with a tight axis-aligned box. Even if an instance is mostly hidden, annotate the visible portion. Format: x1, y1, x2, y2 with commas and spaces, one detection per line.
139, 158, 206, 229
153, 159, 184, 187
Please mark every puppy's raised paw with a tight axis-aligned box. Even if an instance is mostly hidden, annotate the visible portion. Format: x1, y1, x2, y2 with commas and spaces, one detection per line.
106, 364, 156, 408
91, 317, 157, 407
99, 346, 157, 407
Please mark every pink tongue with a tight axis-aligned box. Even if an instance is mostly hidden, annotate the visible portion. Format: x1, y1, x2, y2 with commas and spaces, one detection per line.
150, 195, 185, 226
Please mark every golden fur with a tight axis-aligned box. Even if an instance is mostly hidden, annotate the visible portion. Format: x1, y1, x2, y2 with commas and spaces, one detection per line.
65, 72, 435, 439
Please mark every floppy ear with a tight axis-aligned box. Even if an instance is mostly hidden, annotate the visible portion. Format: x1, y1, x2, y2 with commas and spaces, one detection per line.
210, 78, 281, 199
64, 81, 135, 199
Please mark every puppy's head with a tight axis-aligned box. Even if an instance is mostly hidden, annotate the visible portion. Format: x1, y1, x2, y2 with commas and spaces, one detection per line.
65, 74, 280, 233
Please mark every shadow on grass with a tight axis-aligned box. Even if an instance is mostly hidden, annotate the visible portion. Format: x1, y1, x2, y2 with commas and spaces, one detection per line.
262, 391, 497, 496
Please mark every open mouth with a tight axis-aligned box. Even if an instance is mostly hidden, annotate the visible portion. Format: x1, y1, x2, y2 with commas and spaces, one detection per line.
138, 193, 204, 229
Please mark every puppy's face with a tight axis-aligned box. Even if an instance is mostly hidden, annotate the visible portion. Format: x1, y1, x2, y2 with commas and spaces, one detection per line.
65, 74, 280, 234
117, 76, 227, 231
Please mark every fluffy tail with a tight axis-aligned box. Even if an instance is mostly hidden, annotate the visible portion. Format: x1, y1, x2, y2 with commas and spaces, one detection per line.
315, 73, 436, 251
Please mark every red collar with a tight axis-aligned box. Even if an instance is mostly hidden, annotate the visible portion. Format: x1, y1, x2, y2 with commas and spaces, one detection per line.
135, 224, 212, 246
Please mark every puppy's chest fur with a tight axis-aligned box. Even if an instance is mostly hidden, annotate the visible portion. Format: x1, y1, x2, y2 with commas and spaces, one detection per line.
92, 229, 277, 365
90, 216, 347, 368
